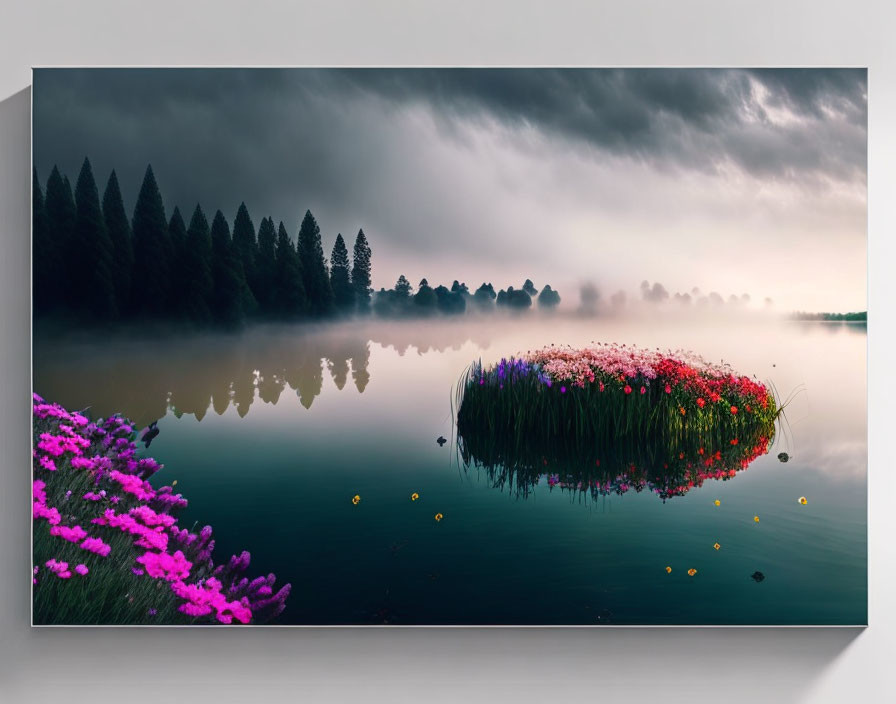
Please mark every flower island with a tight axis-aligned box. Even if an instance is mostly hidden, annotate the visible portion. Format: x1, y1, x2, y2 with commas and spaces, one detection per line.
31, 394, 290, 625
456, 343, 778, 500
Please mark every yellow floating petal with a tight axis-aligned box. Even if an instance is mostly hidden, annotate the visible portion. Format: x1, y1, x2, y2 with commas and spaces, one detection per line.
411, 492, 419, 501
172, 480, 178, 486
798, 496, 808, 505
713, 542, 721, 550
665, 566, 672, 573
687, 568, 697, 576
714, 500, 720, 507
434, 513, 443, 522
352, 494, 361, 505
753, 516, 760, 523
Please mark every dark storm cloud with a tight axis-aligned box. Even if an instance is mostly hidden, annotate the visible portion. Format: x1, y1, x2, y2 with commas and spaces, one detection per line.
33, 68, 867, 206
31, 68, 867, 300
330, 67, 867, 180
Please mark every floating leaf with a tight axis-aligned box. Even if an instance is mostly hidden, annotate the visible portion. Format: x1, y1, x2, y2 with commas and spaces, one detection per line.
687, 568, 697, 576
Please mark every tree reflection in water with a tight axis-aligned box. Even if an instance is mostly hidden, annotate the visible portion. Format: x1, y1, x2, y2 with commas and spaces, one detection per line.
33, 321, 492, 426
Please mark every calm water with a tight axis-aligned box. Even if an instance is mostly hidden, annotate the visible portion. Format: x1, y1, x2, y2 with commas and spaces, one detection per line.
33, 314, 867, 624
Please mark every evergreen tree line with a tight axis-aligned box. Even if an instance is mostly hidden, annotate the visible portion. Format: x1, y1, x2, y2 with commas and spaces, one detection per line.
372, 276, 561, 318
33, 158, 373, 327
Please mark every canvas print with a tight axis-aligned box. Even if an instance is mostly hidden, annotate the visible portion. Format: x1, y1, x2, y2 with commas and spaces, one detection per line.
31, 68, 867, 625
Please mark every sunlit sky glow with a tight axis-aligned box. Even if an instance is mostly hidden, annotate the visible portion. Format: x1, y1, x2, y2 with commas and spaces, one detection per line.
33, 68, 867, 311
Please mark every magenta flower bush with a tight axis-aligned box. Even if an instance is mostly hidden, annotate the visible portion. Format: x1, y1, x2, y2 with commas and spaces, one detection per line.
32, 393, 290, 625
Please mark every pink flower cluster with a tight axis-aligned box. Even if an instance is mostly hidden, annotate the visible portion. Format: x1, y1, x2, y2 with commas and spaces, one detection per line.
136, 550, 193, 582
92, 508, 169, 552
37, 431, 90, 458
171, 578, 253, 624
108, 470, 156, 501
32, 394, 292, 625
45, 559, 72, 579
33, 479, 61, 526
50, 524, 88, 544
527, 343, 731, 388
80, 536, 112, 557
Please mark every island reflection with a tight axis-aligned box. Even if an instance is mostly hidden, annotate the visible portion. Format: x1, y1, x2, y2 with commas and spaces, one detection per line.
459, 421, 775, 502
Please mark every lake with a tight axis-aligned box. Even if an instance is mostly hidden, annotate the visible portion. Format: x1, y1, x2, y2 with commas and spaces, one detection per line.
33, 313, 867, 625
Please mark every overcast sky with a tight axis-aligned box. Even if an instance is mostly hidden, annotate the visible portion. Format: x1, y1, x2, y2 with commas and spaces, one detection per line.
33, 68, 867, 311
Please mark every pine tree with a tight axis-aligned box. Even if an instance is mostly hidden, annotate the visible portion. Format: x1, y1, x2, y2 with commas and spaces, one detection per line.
167, 206, 189, 318
394, 274, 412, 297
274, 220, 306, 318
32, 168, 56, 313
73, 157, 117, 318
329, 233, 354, 313
232, 202, 259, 303
296, 210, 333, 316
183, 204, 214, 324
130, 165, 171, 316
255, 216, 277, 314
43, 166, 76, 306
102, 170, 134, 314
350, 228, 372, 314
210, 209, 253, 327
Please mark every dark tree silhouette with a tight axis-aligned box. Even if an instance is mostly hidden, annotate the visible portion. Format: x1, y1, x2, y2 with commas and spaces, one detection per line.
167, 206, 189, 318
183, 204, 214, 324
255, 216, 277, 314
232, 202, 259, 304
210, 209, 254, 327
394, 275, 413, 298
537, 285, 561, 308
522, 279, 538, 297
472, 282, 496, 309
297, 210, 333, 316
73, 158, 117, 318
101, 170, 134, 313
274, 220, 306, 318
435, 285, 466, 315
351, 228, 372, 314
414, 278, 437, 313
32, 168, 56, 313
43, 166, 76, 307
131, 165, 171, 316
330, 233, 354, 313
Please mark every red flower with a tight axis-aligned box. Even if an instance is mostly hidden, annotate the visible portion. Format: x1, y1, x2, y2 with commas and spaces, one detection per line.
730, 405, 738, 414
696, 397, 705, 408
664, 384, 672, 394
730, 438, 738, 445
624, 385, 632, 395
640, 386, 646, 395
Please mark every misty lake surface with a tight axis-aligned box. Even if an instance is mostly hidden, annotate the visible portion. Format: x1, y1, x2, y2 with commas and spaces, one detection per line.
33, 314, 867, 625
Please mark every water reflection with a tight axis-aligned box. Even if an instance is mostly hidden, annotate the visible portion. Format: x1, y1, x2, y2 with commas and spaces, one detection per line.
33, 321, 492, 426
458, 421, 775, 502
